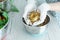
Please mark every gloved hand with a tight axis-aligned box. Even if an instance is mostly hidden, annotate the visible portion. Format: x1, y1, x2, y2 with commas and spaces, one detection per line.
33, 3, 50, 26
23, 2, 50, 26
23, 0, 37, 25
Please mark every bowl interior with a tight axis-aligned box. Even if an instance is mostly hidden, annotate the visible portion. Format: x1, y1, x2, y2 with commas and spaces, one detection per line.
38, 15, 50, 26
22, 15, 50, 27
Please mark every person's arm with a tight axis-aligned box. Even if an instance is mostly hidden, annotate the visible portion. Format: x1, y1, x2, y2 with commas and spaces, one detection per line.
49, 2, 60, 12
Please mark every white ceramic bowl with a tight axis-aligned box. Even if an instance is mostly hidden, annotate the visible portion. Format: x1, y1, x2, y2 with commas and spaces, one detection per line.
22, 15, 50, 34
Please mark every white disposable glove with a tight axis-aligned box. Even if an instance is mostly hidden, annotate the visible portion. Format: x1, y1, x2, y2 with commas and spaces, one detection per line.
33, 3, 50, 26
23, 2, 50, 26
23, 0, 37, 25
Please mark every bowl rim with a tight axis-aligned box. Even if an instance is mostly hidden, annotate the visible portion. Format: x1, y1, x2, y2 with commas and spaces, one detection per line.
22, 15, 50, 27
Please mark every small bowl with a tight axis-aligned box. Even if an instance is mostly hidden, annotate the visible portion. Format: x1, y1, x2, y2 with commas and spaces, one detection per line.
22, 15, 50, 34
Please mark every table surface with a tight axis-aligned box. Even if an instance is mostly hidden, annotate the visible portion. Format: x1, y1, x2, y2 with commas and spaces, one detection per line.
6, 0, 60, 40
